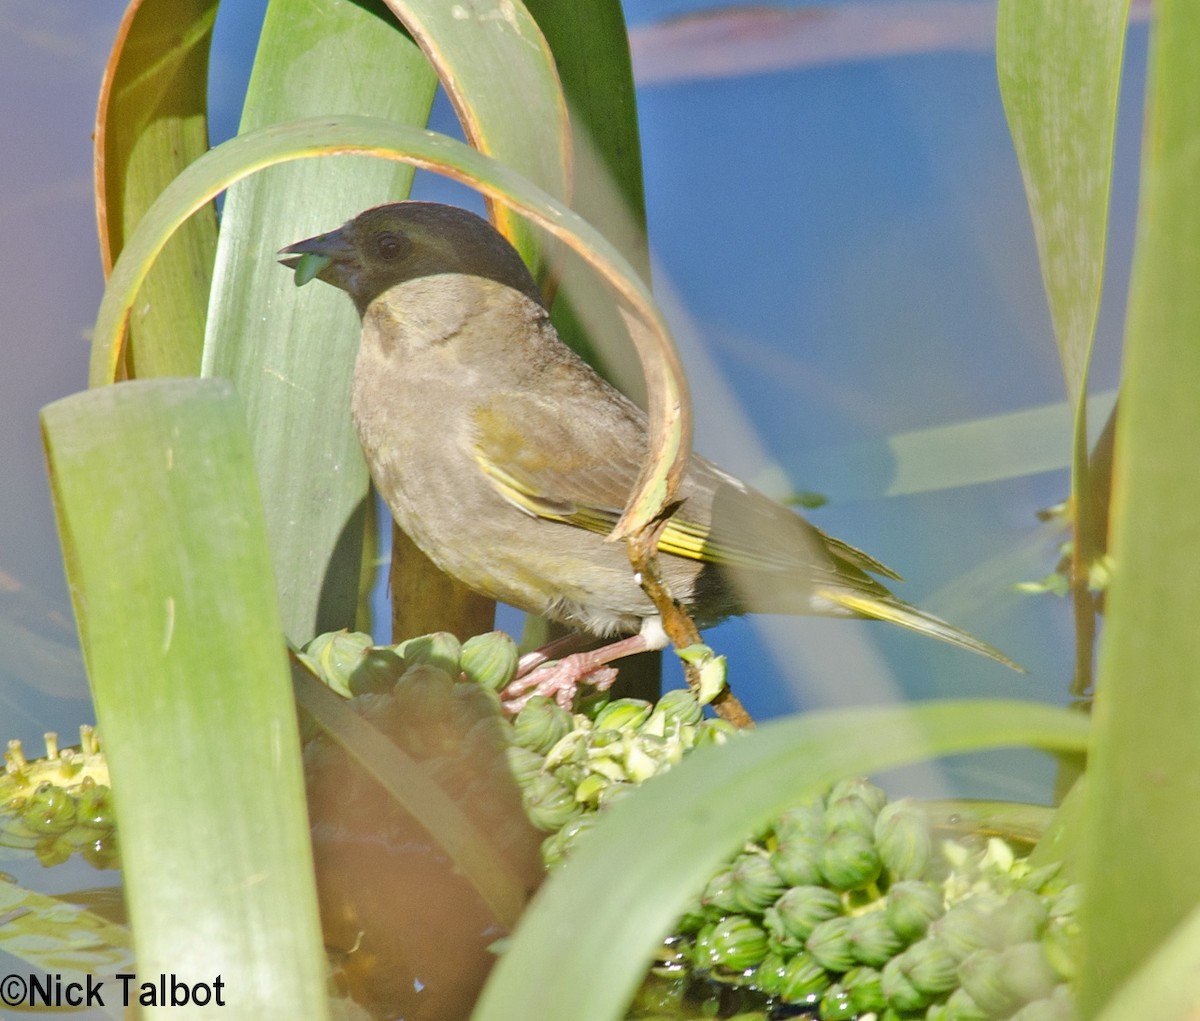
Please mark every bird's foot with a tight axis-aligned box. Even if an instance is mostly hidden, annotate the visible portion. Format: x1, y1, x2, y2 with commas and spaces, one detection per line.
501, 658, 619, 713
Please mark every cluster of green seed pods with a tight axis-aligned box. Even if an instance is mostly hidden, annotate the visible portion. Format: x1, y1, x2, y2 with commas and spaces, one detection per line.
0, 726, 118, 869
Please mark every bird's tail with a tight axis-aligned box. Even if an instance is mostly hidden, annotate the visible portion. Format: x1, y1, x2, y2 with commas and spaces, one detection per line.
822, 590, 1025, 672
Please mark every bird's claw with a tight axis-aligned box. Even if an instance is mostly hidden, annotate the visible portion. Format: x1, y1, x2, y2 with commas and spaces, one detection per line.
501, 659, 619, 713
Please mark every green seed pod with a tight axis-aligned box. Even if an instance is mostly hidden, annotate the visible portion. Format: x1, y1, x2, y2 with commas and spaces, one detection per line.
770, 834, 825, 886
875, 799, 933, 880
22, 784, 76, 834
654, 687, 704, 728
504, 744, 546, 788
730, 851, 788, 913
819, 983, 856, 1021
881, 953, 930, 1013
821, 828, 883, 891
777, 951, 830, 1004
521, 772, 581, 832
701, 867, 742, 914
847, 909, 904, 967
764, 884, 843, 942
842, 966, 885, 1014
903, 936, 961, 996
885, 879, 945, 942
694, 915, 769, 973
394, 630, 462, 674
347, 646, 406, 696
74, 782, 115, 832
593, 697, 653, 733
459, 631, 519, 690
824, 793, 879, 839
303, 629, 374, 695
805, 915, 855, 973
512, 696, 574, 755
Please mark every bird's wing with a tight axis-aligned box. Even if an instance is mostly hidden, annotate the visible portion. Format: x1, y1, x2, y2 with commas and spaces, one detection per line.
469, 393, 899, 583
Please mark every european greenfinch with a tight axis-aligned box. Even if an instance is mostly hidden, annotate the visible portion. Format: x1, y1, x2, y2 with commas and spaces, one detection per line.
280, 202, 1019, 706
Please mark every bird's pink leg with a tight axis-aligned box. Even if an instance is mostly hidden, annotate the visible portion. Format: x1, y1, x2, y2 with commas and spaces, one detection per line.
502, 633, 655, 712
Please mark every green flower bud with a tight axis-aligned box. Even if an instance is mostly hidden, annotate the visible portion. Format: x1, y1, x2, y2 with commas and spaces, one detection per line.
992, 889, 1050, 946
941, 987, 988, 1021
881, 953, 930, 1013
997, 942, 1060, 1008
347, 646, 406, 696
303, 629, 374, 696
695, 717, 737, 746
694, 915, 769, 973
655, 687, 704, 727
22, 784, 76, 834
512, 696, 574, 755
764, 884, 843, 941
821, 828, 883, 891
701, 868, 742, 914
504, 744, 545, 787
805, 915, 855, 972
824, 793, 879, 838
540, 813, 598, 867
74, 782, 115, 832
394, 631, 461, 675
552, 762, 588, 790
875, 799, 933, 880
886, 879, 945, 942
903, 937, 961, 996
819, 983, 856, 1021
842, 966, 885, 1014
774, 799, 827, 842
848, 909, 904, 967
777, 951, 830, 1004
35, 836, 72, 868
770, 834, 824, 886
596, 780, 634, 810
448, 677, 503, 729
1006, 985, 1074, 1021
593, 697, 653, 733
749, 950, 788, 996
572, 772, 609, 806
829, 777, 889, 814
459, 631, 519, 690
730, 851, 788, 912
521, 772, 580, 831
1048, 883, 1083, 919
931, 901, 1002, 961
958, 948, 1016, 1017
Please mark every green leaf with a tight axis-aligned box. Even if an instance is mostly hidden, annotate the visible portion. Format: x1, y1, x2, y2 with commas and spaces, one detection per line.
1077, 0, 1200, 1013
201, 0, 438, 645
41, 379, 328, 1020
94, 0, 218, 377
1090, 901, 1200, 1021
471, 700, 1088, 1021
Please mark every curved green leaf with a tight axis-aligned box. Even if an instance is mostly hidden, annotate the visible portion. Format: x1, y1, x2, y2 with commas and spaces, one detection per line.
472, 700, 1089, 1021
202, 0, 437, 644
90, 115, 689, 546
94, 0, 218, 377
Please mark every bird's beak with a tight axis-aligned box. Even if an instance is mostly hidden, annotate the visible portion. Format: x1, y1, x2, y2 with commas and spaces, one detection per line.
278, 227, 357, 289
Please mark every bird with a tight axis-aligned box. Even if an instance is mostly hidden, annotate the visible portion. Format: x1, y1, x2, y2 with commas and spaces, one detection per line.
279, 201, 1020, 707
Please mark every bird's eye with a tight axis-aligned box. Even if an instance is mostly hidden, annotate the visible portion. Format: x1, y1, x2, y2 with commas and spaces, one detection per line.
377, 232, 407, 260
